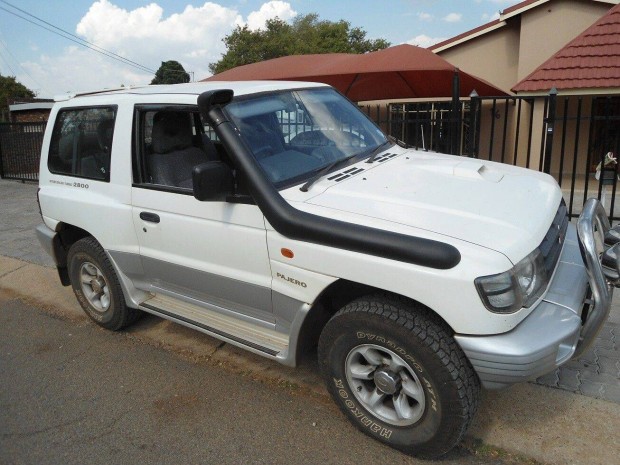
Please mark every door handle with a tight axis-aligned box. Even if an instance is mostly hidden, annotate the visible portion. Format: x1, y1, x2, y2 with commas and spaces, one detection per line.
139, 212, 160, 223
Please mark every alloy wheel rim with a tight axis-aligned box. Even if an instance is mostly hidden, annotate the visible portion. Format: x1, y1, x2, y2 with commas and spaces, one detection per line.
79, 262, 111, 312
345, 343, 425, 426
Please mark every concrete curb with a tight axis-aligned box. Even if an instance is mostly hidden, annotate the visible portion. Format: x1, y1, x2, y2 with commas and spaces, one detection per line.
2, 254, 619, 464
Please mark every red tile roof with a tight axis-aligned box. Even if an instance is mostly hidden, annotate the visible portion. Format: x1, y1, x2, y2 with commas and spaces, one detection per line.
513, 4, 620, 92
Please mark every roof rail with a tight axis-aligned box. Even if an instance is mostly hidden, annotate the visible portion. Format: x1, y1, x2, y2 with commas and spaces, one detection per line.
54, 85, 145, 102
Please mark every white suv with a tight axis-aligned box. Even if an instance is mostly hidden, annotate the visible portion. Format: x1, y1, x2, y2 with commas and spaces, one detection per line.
36, 82, 617, 458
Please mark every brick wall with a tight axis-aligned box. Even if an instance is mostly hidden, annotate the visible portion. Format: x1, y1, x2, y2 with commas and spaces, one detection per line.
12, 109, 51, 123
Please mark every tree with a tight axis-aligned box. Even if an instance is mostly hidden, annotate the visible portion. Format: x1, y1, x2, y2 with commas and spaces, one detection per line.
0, 74, 36, 121
151, 60, 190, 85
209, 13, 390, 75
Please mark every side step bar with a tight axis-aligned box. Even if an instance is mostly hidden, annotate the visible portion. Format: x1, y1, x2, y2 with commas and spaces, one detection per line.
139, 294, 289, 357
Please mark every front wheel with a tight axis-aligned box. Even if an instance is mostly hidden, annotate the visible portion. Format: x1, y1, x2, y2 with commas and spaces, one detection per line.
318, 295, 480, 459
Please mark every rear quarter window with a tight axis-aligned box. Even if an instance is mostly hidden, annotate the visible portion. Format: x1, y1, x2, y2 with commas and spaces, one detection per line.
47, 106, 117, 182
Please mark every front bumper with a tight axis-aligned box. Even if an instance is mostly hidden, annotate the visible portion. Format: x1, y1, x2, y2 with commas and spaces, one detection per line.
456, 199, 613, 389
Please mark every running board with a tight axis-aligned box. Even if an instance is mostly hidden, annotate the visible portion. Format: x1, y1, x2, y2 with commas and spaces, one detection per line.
139, 294, 289, 357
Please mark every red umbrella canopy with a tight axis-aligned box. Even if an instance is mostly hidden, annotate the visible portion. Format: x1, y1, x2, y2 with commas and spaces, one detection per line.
204, 44, 507, 101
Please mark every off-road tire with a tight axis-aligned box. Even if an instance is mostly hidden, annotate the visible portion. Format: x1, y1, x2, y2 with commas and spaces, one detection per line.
318, 294, 480, 459
67, 237, 140, 330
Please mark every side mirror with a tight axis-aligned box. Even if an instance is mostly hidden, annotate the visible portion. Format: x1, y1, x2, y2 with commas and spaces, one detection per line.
192, 161, 233, 201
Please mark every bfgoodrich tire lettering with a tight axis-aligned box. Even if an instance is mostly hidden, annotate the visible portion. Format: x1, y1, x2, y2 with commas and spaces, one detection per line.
318, 295, 480, 458
67, 237, 140, 331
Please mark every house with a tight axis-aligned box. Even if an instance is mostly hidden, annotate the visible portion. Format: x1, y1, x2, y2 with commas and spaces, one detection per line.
429, 0, 620, 206
431, 0, 618, 95
513, 3, 620, 180
8, 99, 54, 124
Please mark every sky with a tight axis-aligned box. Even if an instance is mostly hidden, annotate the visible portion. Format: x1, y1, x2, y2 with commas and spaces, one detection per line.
0, 0, 514, 98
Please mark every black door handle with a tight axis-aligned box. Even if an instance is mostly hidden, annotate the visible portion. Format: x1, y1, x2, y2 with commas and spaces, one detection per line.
139, 212, 160, 223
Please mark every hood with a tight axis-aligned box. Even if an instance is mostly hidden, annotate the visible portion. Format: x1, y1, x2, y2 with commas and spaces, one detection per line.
292, 150, 562, 264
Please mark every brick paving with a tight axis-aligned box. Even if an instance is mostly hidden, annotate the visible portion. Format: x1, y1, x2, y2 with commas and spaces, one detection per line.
2, 179, 619, 403
536, 320, 620, 403
0, 180, 54, 267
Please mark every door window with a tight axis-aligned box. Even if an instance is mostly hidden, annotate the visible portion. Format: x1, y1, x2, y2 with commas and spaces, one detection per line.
48, 106, 116, 181
134, 108, 219, 190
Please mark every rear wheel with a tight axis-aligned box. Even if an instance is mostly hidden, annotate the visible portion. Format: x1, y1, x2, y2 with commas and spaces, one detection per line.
67, 237, 140, 330
318, 295, 480, 458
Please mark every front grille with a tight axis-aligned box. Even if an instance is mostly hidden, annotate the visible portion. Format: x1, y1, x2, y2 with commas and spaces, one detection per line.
539, 200, 569, 276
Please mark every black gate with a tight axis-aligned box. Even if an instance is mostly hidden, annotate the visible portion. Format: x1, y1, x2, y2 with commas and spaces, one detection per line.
362, 100, 468, 156
363, 90, 620, 222
0, 122, 46, 182
469, 92, 620, 221
5, 98, 620, 220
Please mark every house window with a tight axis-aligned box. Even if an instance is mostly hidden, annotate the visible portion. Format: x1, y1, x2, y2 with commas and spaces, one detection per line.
48, 106, 116, 181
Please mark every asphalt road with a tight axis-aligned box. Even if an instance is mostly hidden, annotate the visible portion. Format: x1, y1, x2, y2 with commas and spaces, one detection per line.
0, 292, 523, 465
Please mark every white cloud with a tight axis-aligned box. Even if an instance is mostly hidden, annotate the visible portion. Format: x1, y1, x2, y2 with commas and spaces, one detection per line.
407, 34, 447, 48
417, 12, 433, 22
20, 1, 298, 97
22, 47, 151, 95
75, 1, 243, 63
443, 13, 462, 23
247, 1, 297, 30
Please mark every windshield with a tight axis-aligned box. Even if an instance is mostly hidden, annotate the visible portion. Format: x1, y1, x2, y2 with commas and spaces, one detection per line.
225, 87, 388, 187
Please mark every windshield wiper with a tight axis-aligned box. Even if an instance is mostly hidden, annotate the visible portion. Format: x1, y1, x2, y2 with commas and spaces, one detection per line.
300, 153, 359, 192
386, 134, 408, 148
365, 140, 392, 164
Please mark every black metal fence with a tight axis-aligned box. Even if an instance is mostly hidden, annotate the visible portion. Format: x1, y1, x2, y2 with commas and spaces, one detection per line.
362, 100, 468, 156
363, 91, 620, 222
4, 96, 620, 221
0, 122, 46, 182
471, 93, 620, 221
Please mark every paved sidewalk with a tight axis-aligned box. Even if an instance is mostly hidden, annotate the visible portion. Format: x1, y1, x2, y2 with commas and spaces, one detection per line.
0, 180, 54, 267
2, 179, 619, 404
536, 322, 620, 401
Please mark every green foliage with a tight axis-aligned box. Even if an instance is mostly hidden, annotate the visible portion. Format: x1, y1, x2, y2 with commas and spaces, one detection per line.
0, 74, 36, 121
209, 13, 390, 75
151, 60, 190, 85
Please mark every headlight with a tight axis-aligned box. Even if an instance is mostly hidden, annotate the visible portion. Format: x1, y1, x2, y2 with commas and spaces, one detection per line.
475, 249, 549, 314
